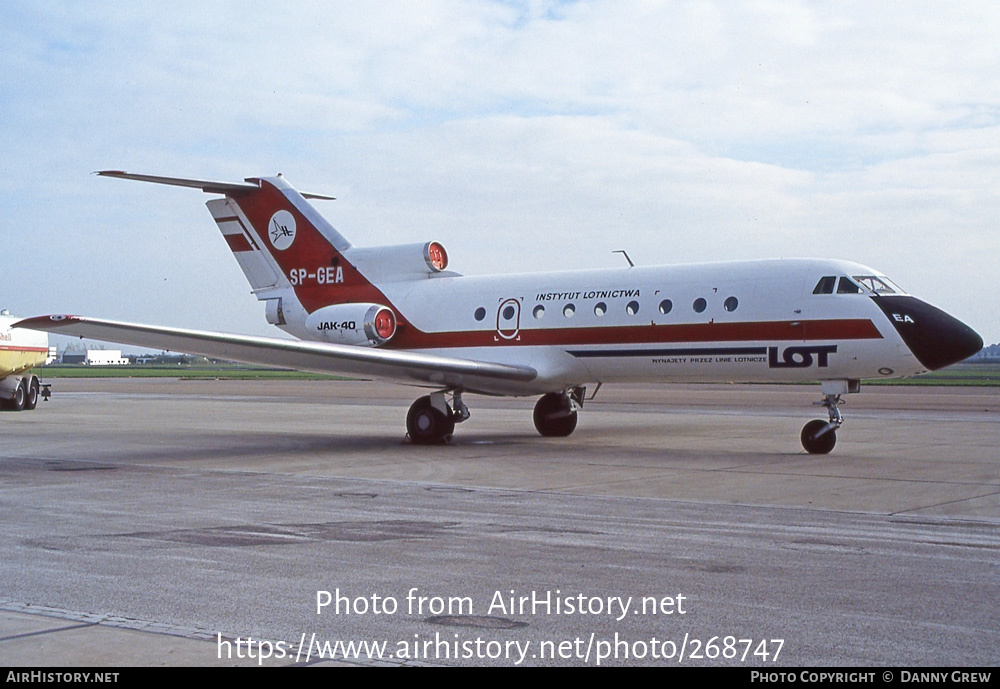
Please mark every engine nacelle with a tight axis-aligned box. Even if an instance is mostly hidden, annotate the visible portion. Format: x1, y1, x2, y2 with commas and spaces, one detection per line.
344, 241, 449, 283
305, 303, 397, 347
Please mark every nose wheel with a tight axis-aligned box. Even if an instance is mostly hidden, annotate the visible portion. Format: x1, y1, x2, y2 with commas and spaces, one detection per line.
801, 419, 837, 454
801, 392, 844, 454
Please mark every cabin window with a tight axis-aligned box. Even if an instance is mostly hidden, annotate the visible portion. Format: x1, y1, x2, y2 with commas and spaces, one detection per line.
474, 307, 486, 321
502, 305, 516, 320
813, 276, 836, 294
594, 302, 607, 317
533, 305, 545, 319
724, 296, 738, 312
837, 277, 861, 294
693, 297, 707, 313
658, 299, 673, 314
563, 304, 576, 318
626, 300, 640, 315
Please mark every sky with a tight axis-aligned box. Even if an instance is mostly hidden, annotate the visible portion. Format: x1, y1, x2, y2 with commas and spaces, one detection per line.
2, 1, 998, 352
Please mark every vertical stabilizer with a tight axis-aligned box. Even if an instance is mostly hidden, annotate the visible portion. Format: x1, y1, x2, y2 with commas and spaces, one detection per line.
96, 171, 390, 315
221, 176, 388, 313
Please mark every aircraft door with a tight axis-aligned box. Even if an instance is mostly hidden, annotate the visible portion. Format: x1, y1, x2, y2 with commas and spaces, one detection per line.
496, 298, 521, 341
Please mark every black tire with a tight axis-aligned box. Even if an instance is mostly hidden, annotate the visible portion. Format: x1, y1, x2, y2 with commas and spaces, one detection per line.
9, 381, 26, 412
801, 419, 836, 454
532, 392, 578, 437
24, 377, 39, 410
406, 396, 455, 445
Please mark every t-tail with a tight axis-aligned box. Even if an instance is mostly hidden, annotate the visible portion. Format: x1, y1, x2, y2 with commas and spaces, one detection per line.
97, 171, 452, 347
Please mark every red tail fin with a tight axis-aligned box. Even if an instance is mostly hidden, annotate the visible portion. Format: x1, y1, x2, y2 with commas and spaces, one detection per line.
96, 171, 388, 312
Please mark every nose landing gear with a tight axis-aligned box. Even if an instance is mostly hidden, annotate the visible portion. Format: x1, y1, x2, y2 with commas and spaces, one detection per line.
801, 381, 856, 454
800, 400, 841, 455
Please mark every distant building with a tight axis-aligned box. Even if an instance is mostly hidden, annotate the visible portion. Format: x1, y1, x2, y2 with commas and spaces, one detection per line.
85, 350, 129, 366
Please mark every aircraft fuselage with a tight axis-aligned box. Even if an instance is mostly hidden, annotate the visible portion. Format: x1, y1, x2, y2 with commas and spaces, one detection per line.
275, 257, 974, 396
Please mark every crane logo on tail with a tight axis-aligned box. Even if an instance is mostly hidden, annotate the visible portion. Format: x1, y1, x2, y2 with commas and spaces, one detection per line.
268, 210, 296, 251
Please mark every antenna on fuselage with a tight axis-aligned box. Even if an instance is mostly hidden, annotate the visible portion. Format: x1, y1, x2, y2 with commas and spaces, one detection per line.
613, 250, 635, 268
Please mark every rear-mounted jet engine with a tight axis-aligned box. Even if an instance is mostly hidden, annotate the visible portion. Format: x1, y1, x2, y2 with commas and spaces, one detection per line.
305, 303, 397, 346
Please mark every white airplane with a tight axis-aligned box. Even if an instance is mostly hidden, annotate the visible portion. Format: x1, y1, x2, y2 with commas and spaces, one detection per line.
17, 171, 983, 453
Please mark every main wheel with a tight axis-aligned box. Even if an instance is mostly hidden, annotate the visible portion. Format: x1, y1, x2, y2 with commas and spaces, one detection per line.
801, 419, 836, 454
406, 396, 455, 445
24, 377, 39, 410
533, 392, 578, 437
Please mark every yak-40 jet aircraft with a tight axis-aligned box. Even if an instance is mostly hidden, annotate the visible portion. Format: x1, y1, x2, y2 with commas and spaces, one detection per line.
18, 171, 983, 453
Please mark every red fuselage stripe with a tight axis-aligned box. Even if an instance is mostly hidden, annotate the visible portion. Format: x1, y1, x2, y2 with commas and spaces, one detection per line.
384, 318, 883, 350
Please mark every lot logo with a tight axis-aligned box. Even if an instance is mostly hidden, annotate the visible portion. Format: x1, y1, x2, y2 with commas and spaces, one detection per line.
768, 345, 837, 368
268, 210, 296, 251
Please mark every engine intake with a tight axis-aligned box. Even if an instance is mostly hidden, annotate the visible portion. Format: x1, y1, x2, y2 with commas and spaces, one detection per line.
305, 303, 397, 346
344, 241, 449, 283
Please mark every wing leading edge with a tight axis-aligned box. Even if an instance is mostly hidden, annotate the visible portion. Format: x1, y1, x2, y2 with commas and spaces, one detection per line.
15, 315, 537, 391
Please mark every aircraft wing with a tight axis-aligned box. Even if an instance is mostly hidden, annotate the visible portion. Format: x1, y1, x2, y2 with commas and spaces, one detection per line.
14, 315, 537, 390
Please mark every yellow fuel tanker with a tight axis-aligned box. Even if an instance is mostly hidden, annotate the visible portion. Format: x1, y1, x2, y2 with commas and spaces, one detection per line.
1, 311, 48, 411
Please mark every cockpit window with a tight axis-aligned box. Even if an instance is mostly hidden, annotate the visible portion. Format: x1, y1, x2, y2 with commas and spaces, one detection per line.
821, 274, 905, 296
837, 277, 861, 294
853, 275, 902, 295
813, 276, 836, 294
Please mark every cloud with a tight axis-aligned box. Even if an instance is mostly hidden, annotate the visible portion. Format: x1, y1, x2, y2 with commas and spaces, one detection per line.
1, 1, 997, 342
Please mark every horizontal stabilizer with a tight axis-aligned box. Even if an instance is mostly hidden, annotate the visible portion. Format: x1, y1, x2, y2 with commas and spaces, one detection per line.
95, 170, 336, 200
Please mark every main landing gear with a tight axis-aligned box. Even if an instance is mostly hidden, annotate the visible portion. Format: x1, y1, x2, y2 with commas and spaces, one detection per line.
532, 388, 584, 437
405, 387, 587, 444
800, 380, 857, 454
406, 391, 470, 445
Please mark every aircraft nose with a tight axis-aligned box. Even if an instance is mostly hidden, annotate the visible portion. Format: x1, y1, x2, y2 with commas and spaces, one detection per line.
872, 296, 983, 371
